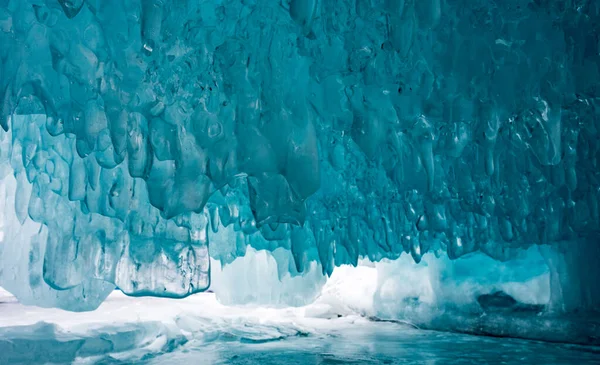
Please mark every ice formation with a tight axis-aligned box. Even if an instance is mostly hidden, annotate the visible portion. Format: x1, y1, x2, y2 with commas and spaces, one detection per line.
0, 0, 599, 312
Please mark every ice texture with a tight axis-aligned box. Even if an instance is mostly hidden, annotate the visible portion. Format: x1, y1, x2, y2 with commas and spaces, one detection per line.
0, 0, 599, 311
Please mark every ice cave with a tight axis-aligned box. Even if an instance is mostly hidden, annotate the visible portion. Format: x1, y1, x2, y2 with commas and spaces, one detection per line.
0, 0, 599, 363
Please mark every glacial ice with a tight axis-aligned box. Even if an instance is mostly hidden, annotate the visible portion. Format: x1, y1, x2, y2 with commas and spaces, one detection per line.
0, 0, 599, 314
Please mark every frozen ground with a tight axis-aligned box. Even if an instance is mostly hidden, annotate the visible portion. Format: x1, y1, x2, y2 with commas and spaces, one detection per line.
0, 288, 599, 365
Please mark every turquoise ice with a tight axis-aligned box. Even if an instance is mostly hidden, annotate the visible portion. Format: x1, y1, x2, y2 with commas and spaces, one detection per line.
0, 0, 598, 317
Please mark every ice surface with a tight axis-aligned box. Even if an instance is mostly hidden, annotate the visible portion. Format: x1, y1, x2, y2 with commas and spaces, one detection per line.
0, 0, 599, 314
0, 288, 599, 364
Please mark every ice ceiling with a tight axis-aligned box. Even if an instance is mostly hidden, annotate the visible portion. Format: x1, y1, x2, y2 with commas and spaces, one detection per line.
0, 0, 599, 311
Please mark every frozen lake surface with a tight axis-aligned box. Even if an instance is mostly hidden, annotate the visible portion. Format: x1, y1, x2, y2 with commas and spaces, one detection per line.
0, 289, 598, 364
147, 323, 600, 365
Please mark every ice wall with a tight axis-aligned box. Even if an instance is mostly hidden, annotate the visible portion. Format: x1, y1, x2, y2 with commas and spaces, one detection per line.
210, 247, 326, 307
310, 249, 550, 319
0, 0, 599, 311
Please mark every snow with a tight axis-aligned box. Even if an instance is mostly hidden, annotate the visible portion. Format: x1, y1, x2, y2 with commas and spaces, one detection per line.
1, 288, 599, 365
0, 287, 380, 364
